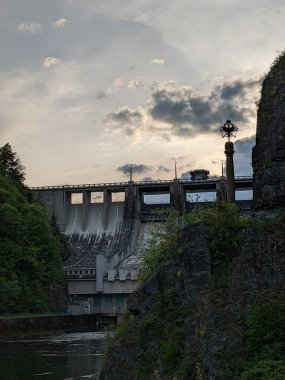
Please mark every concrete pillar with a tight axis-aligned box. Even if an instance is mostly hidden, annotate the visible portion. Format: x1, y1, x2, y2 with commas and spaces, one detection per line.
82, 190, 91, 231
63, 191, 71, 232
36, 189, 70, 233
216, 179, 227, 201
123, 182, 137, 219
170, 181, 186, 213
225, 141, 235, 203
102, 189, 111, 230
96, 255, 107, 292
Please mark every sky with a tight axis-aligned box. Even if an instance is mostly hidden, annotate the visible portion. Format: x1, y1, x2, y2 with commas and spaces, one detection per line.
1, 0, 284, 187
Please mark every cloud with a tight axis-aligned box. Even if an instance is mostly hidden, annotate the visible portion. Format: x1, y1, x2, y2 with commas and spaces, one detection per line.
101, 78, 124, 97
141, 176, 155, 181
96, 91, 107, 99
235, 135, 255, 156
148, 79, 258, 138
113, 78, 123, 88
104, 106, 145, 136
157, 165, 170, 173
42, 57, 62, 69
17, 23, 42, 33
54, 17, 69, 28
117, 163, 152, 175
151, 58, 165, 65
128, 79, 143, 89
234, 134, 256, 175
103, 74, 260, 142
219, 77, 262, 100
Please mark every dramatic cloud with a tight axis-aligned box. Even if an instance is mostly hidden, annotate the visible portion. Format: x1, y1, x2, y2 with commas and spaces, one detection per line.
128, 79, 143, 89
234, 135, 256, 175
17, 22, 42, 33
141, 176, 155, 181
157, 165, 170, 173
219, 77, 263, 100
151, 58, 165, 65
42, 57, 62, 69
104, 106, 145, 136
54, 17, 69, 28
148, 84, 254, 137
117, 163, 152, 175
235, 135, 256, 156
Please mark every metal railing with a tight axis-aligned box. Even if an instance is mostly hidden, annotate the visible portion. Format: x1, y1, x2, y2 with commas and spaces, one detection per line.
30, 176, 253, 191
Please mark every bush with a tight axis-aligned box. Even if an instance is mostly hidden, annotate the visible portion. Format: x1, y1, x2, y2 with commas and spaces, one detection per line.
139, 208, 182, 280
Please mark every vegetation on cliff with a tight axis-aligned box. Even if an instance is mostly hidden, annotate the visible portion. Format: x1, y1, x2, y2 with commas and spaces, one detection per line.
101, 204, 285, 380
0, 144, 65, 314
223, 299, 285, 379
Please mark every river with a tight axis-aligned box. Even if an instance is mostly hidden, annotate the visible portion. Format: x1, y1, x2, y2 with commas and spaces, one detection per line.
0, 331, 106, 380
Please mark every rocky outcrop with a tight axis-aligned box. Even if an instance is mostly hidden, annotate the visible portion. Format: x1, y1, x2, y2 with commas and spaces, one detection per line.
100, 223, 211, 379
253, 52, 285, 210
198, 224, 285, 379
100, 221, 285, 380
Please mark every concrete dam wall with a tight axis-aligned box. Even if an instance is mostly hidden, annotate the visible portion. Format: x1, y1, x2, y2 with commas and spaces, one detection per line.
33, 178, 253, 314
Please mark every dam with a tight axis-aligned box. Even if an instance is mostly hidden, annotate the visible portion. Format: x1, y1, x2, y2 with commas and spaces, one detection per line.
32, 175, 252, 315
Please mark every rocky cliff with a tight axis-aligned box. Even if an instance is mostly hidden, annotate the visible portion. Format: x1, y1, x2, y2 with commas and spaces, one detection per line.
253, 52, 285, 210
100, 221, 285, 379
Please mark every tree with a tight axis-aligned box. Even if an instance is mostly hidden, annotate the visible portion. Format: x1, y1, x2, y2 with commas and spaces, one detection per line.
0, 143, 25, 183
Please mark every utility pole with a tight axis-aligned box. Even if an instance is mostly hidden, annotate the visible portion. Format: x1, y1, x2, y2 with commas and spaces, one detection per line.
219, 120, 238, 203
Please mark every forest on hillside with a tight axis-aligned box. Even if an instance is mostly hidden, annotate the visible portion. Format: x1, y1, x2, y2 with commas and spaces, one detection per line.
0, 143, 65, 313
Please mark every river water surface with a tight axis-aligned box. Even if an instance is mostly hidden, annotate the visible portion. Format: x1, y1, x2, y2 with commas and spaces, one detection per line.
0, 331, 106, 380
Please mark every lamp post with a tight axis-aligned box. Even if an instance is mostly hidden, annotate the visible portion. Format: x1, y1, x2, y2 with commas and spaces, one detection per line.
219, 120, 238, 203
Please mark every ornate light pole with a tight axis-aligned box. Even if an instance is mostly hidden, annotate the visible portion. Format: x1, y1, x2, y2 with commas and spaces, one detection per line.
219, 120, 238, 203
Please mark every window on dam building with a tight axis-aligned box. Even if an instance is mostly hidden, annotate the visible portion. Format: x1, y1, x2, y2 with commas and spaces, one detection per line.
186, 191, 216, 203
71, 193, 83, 204
235, 189, 253, 200
91, 192, 104, 203
111, 192, 125, 202
143, 193, 170, 204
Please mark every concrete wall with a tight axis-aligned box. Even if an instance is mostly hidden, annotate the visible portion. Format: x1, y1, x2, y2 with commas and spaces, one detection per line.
35, 189, 69, 232
67, 279, 138, 296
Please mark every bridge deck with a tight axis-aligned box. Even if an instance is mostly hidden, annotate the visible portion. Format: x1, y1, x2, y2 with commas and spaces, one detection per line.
30, 176, 252, 191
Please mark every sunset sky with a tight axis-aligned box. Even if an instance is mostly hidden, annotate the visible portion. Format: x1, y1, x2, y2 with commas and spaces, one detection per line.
1, 0, 285, 186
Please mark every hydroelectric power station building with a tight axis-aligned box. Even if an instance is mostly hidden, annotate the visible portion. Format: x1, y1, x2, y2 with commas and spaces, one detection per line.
33, 174, 252, 315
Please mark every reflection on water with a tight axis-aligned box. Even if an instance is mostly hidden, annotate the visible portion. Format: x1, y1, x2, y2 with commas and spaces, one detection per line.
0, 331, 106, 379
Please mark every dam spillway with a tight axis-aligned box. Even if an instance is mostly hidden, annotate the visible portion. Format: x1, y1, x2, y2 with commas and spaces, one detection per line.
32, 177, 253, 314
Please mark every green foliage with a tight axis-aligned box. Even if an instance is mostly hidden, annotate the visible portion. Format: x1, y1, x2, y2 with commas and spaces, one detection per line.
104, 310, 132, 356
244, 300, 285, 360
0, 143, 25, 183
0, 175, 64, 313
137, 287, 188, 379
239, 360, 285, 380
186, 202, 244, 268
223, 299, 285, 379
139, 208, 182, 280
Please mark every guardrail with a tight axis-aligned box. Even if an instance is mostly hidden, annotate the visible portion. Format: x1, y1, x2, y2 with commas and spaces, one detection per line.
30, 176, 253, 190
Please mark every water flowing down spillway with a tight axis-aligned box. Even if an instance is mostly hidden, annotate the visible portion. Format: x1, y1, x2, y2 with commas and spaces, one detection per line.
65, 202, 124, 251
63, 201, 144, 271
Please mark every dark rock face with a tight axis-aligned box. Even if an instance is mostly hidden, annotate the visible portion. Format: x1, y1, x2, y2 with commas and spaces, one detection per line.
100, 222, 285, 379
200, 224, 285, 379
100, 223, 211, 380
253, 53, 285, 210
